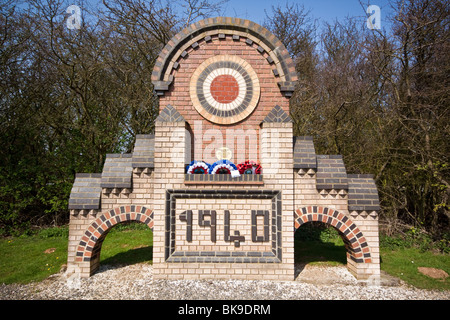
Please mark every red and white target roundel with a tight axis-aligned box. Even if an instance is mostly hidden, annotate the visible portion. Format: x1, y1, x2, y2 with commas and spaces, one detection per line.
190, 55, 260, 125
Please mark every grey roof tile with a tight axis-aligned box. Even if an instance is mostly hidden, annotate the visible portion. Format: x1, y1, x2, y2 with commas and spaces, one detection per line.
101, 154, 133, 189
68, 173, 102, 210
347, 174, 381, 212
316, 155, 348, 190
262, 105, 292, 123
132, 134, 154, 168
156, 105, 185, 122
293, 136, 317, 169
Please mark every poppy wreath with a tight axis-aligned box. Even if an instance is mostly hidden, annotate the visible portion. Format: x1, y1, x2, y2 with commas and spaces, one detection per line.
209, 159, 239, 175
186, 160, 211, 174
237, 160, 262, 174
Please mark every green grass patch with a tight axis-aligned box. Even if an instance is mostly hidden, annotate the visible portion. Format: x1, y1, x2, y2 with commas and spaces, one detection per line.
0, 229, 68, 284
99, 222, 153, 266
294, 223, 347, 266
1, 222, 448, 292
0, 223, 153, 284
295, 224, 450, 291
380, 247, 449, 291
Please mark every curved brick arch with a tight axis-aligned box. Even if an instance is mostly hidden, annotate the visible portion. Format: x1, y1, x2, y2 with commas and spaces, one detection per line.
76, 206, 153, 264
294, 206, 372, 264
151, 17, 297, 96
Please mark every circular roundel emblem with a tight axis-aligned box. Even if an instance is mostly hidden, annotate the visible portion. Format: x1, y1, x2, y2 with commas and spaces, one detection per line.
190, 55, 260, 125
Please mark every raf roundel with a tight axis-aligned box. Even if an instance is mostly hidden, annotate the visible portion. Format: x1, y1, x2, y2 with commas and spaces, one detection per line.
190, 55, 260, 125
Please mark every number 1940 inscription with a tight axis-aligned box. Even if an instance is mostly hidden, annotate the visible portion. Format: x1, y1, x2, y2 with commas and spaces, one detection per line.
179, 210, 270, 247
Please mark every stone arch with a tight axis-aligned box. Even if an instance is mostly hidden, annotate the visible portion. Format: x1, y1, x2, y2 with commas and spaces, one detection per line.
151, 17, 297, 97
75, 206, 153, 272
294, 206, 372, 265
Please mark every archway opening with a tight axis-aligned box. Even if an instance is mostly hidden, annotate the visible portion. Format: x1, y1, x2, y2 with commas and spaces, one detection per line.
294, 206, 373, 281
95, 221, 153, 270
294, 222, 347, 269
74, 206, 154, 277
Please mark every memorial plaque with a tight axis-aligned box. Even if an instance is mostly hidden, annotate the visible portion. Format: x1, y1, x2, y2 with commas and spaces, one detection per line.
67, 17, 380, 282
165, 190, 282, 263
190, 55, 260, 125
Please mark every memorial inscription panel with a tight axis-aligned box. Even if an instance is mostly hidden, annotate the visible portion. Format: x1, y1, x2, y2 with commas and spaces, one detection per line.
165, 190, 282, 263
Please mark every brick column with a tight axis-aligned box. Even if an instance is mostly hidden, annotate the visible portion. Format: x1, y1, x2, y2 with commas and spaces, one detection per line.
260, 106, 295, 280
66, 173, 102, 277
152, 105, 187, 279
348, 174, 381, 282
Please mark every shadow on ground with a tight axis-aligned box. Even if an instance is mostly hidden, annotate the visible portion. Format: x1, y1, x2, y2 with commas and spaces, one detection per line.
100, 246, 153, 268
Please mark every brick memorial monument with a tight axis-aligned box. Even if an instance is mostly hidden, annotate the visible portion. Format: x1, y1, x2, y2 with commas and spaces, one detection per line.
67, 17, 381, 282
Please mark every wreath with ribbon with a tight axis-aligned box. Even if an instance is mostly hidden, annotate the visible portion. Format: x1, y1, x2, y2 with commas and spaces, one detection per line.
186, 160, 210, 174
209, 159, 239, 175
187, 160, 261, 177
237, 160, 262, 174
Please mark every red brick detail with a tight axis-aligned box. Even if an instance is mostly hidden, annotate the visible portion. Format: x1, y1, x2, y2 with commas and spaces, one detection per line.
152, 17, 298, 86
76, 206, 153, 262
161, 38, 289, 163
294, 206, 371, 263
210, 75, 239, 103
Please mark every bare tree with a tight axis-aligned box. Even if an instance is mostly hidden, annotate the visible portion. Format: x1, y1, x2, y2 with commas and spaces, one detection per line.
264, 3, 319, 140
178, 0, 229, 27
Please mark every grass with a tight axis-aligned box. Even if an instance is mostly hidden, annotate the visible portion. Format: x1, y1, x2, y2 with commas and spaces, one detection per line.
380, 247, 449, 290
0, 223, 448, 291
99, 222, 153, 266
0, 223, 153, 285
294, 226, 347, 267
294, 224, 450, 291
0, 231, 68, 284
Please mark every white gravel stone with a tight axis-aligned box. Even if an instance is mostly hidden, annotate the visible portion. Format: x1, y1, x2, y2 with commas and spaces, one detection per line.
0, 264, 448, 300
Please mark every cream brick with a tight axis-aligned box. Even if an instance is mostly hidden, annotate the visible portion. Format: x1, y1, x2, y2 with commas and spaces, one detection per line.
67, 22, 380, 283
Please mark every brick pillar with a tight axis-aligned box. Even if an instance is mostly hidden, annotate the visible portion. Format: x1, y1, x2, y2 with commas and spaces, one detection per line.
348, 174, 381, 282
259, 106, 295, 280
152, 105, 187, 279
66, 173, 102, 277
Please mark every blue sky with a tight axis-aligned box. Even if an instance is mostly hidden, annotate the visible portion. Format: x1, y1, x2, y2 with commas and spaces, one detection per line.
63, 0, 395, 34
221, 0, 394, 30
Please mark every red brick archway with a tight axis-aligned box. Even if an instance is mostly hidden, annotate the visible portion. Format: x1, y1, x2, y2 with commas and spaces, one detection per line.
75, 206, 153, 266
294, 206, 371, 264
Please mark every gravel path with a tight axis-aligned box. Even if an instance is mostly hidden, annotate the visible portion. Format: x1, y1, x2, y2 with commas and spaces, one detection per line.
1, 263, 448, 300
